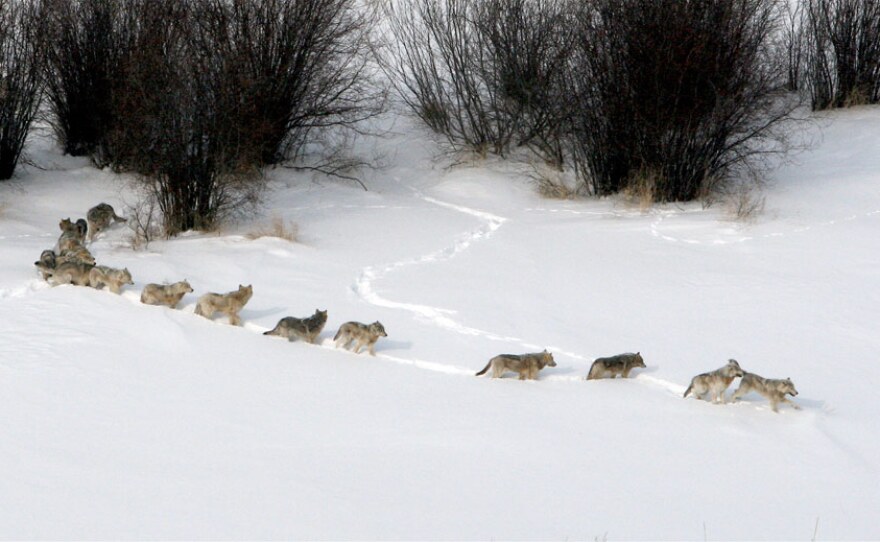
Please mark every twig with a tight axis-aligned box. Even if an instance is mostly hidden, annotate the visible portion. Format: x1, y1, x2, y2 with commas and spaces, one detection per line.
283, 164, 368, 191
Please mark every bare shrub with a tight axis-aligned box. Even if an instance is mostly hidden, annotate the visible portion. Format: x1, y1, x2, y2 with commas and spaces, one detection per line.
42, 0, 127, 161
246, 216, 299, 242
725, 178, 767, 221
803, 0, 880, 110
0, 0, 45, 181
565, 0, 799, 203
124, 191, 162, 250
109, 0, 381, 236
194, 0, 384, 167
110, 0, 264, 235
378, 0, 573, 162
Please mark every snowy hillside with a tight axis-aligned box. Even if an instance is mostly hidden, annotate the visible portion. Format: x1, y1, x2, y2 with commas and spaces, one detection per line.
1, 108, 879, 539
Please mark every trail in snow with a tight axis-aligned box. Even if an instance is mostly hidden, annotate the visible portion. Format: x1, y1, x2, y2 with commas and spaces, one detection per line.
347, 185, 691, 390
650, 208, 880, 246
525, 204, 880, 246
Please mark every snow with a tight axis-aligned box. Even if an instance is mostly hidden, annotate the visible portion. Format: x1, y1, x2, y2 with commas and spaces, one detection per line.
1, 109, 880, 539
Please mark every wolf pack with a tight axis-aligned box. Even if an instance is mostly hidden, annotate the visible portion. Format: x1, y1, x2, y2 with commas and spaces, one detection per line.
33, 203, 801, 413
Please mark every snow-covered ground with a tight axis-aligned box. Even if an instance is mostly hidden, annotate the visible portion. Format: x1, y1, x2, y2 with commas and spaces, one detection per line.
1, 109, 879, 539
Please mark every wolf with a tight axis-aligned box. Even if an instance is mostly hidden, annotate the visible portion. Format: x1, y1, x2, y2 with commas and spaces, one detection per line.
683, 359, 744, 403
34, 249, 57, 280
264, 309, 328, 344
731, 372, 800, 412
87, 203, 126, 241
59, 218, 88, 243
587, 352, 645, 380
141, 280, 193, 309
333, 320, 387, 355
57, 244, 95, 266
476, 349, 557, 380
48, 261, 95, 287
89, 265, 133, 294
57, 218, 87, 252
193, 284, 253, 325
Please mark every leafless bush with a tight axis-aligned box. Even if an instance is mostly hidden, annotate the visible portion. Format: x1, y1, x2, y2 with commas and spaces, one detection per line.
42, 0, 127, 161
565, 0, 799, 202
124, 191, 162, 250
725, 177, 767, 221
108, 0, 250, 235
109, 0, 381, 236
0, 0, 44, 181
194, 0, 384, 167
378, 0, 573, 162
803, 0, 880, 110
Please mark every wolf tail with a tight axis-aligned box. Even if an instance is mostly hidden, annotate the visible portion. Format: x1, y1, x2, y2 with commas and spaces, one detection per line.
263, 324, 280, 336
683, 383, 693, 398
333, 328, 343, 341
475, 360, 492, 377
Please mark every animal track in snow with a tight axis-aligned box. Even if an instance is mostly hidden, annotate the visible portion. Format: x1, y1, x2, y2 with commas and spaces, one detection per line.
650, 208, 880, 246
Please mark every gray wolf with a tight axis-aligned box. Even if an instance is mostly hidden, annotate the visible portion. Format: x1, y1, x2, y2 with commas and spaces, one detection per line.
59, 218, 87, 243
35, 249, 56, 280
57, 244, 95, 266
683, 359, 744, 403
141, 280, 193, 308
57, 218, 87, 252
48, 261, 95, 287
264, 309, 328, 344
476, 349, 557, 380
333, 320, 387, 355
87, 203, 126, 241
587, 352, 645, 380
193, 284, 253, 325
731, 372, 800, 412
89, 265, 133, 294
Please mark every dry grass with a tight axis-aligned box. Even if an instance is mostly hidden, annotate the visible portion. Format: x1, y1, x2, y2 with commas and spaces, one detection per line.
531, 162, 580, 200
247, 216, 299, 242
728, 186, 765, 222
622, 168, 658, 212
125, 196, 162, 251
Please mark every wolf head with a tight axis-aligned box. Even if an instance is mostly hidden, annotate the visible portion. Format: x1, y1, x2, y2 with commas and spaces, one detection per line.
369, 321, 387, 337
542, 349, 557, 367
59, 218, 76, 232
724, 359, 745, 378
237, 284, 254, 301
121, 268, 134, 285
175, 280, 194, 294
781, 378, 798, 397
632, 352, 646, 368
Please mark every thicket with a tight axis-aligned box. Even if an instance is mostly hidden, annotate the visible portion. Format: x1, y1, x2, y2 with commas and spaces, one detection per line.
0, 0, 44, 181
42, 0, 125, 162
38, 0, 381, 235
800, 0, 880, 109
379, 0, 574, 167
381, 0, 803, 203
